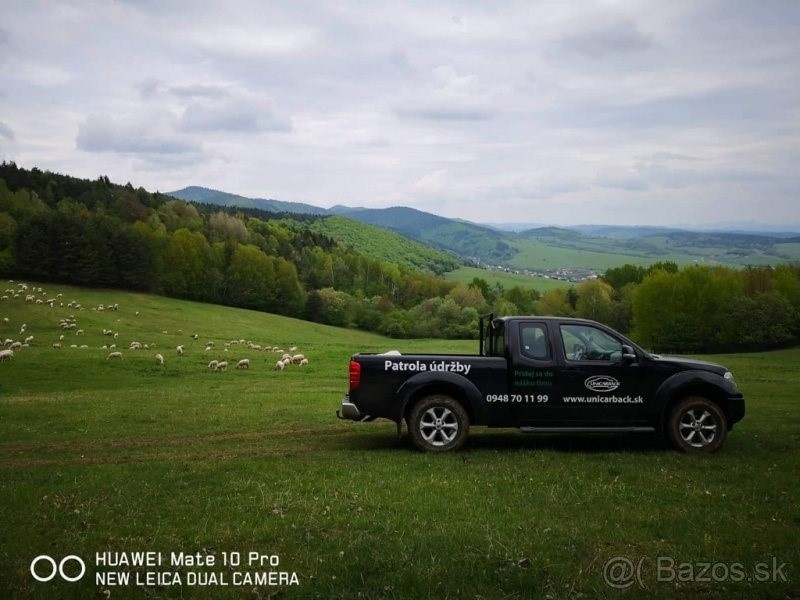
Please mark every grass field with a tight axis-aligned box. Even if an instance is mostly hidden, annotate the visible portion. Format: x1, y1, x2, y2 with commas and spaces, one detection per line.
1, 282, 798, 599
444, 267, 571, 293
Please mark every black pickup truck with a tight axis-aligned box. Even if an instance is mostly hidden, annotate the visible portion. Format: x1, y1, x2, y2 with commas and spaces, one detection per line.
338, 315, 745, 453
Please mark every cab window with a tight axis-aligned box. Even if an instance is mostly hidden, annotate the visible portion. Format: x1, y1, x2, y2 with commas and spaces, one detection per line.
520, 323, 551, 360
560, 324, 623, 362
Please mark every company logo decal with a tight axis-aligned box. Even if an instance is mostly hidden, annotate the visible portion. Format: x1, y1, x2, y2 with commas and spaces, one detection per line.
584, 375, 620, 393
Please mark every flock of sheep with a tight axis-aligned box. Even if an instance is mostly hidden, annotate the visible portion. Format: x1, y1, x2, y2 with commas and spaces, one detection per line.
1, 281, 310, 372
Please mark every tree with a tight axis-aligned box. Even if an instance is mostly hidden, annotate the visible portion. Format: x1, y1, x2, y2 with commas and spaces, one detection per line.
575, 280, 614, 323
226, 244, 276, 311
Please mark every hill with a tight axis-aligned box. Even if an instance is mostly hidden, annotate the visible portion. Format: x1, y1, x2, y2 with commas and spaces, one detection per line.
510, 226, 800, 271
169, 185, 800, 272
169, 185, 327, 215
330, 206, 516, 263
305, 215, 461, 274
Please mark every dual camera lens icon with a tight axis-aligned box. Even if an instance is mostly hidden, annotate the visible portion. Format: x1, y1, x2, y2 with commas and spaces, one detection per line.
30, 555, 86, 582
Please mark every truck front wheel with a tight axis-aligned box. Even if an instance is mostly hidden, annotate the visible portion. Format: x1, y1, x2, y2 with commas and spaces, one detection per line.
408, 394, 469, 452
668, 396, 727, 453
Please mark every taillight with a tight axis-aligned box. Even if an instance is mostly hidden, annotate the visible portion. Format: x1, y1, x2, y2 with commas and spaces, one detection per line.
349, 360, 361, 392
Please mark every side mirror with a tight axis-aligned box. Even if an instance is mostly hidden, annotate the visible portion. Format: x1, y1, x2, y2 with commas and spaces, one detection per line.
621, 344, 637, 363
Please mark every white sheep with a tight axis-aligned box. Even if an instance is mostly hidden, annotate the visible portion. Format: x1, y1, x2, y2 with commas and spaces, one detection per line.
214, 361, 228, 372
0, 349, 13, 361
299, 358, 309, 367
52, 343, 61, 349
208, 359, 219, 370
291, 353, 305, 364
24, 335, 34, 344
129, 341, 142, 350
106, 351, 123, 360
176, 345, 185, 355
9, 341, 22, 350
75, 329, 84, 336
155, 353, 164, 365
289, 346, 298, 353
236, 358, 250, 369
275, 360, 285, 371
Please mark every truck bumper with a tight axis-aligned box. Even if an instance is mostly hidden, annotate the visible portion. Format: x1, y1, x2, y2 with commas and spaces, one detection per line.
726, 394, 745, 428
337, 395, 362, 421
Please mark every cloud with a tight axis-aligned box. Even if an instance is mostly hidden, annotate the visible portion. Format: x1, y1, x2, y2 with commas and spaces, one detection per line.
15, 62, 72, 86
76, 113, 200, 155
0, 122, 14, 141
555, 21, 654, 58
177, 94, 291, 133
395, 107, 494, 121
595, 170, 649, 191
394, 64, 497, 122
169, 84, 229, 99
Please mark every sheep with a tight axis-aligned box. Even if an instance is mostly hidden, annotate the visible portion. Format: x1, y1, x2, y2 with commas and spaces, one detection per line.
192, 333, 199, 340
176, 345, 185, 355
299, 358, 309, 367
106, 351, 123, 360
75, 329, 84, 336
236, 358, 250, 369
275, 360, 285, 371
291, 354, 305, 364
9, 341, 22, 350
289, 346, 298, 353
214, 361, 228, 372
52, 343, 61, 350
205, 341, 214, 348
24, 336, 34, 345
155, 353, 164, 365
129, 341, 142, 350
207, 360, 219, 370
0, 349, 13, 361
282, 357, 292, 367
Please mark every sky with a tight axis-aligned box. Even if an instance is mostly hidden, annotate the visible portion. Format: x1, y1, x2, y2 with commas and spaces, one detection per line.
1, 0, 799, 228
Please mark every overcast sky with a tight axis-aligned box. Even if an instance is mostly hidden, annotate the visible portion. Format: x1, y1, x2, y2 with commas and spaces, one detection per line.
1, 1, 798, 228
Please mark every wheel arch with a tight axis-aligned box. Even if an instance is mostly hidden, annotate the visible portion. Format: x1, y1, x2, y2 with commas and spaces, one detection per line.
396, 372, 483, 425
657, 372, 731, 432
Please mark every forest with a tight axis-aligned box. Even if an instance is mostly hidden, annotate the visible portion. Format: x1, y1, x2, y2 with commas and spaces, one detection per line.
1, 162, 798, 352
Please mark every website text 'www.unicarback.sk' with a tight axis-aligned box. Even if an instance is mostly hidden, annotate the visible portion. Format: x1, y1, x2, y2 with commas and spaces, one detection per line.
563, 395, 644, 404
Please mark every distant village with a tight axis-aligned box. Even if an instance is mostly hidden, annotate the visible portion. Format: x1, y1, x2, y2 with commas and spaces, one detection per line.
483, 264, 600, 283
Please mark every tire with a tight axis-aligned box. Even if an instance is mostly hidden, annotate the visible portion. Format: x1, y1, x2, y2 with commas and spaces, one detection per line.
668, 396, 727, 453
408, 394, 469, 452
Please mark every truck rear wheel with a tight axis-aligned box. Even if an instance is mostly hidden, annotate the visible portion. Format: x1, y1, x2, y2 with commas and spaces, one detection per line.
408, 394, 469, 452
668, 396, 727, 453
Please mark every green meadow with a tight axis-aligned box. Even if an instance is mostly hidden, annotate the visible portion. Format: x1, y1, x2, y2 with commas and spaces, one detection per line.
0, 282, 798, 599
